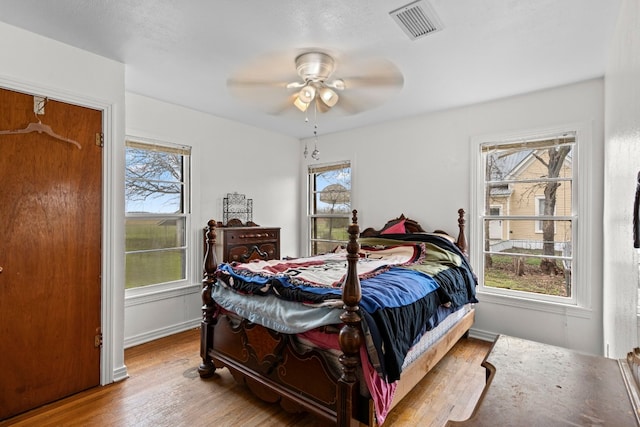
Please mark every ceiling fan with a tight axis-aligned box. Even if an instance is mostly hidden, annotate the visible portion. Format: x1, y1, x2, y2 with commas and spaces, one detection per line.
287, 52, 344, 113
227, 50, 404, 116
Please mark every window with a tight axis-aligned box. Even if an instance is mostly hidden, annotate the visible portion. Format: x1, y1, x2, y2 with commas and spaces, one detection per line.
308, 161, 351, 255
535, 196, 556, 233
125, 139, 191, 289
476, 132, 576, 302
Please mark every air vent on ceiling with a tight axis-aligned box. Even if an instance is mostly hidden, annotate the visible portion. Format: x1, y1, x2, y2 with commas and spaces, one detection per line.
389, 0, 443, 41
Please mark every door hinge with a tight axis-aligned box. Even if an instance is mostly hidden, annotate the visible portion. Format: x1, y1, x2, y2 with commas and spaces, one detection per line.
95, 133, 104, 147
95, 333, 103, 348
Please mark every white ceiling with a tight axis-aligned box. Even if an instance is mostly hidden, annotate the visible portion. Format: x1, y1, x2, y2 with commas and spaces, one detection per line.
0, 0, 622, 139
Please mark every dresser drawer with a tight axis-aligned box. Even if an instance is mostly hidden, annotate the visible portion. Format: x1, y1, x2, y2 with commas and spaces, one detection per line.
215, 227, 280, 262
227, 241, 278, 262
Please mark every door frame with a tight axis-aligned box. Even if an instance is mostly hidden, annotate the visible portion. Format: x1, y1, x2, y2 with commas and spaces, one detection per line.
0, 76, 122, 385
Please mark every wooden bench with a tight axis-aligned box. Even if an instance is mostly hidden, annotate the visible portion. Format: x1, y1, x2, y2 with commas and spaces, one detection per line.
620, 347, 640, 424
447, 335, 640, 426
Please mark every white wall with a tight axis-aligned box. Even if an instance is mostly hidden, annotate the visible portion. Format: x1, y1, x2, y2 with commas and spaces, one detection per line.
4, 0, 635, 380
0, 22, 127, 383
603, 0, 640, 358
302, 79, 605, 354
124, 93, 300, 347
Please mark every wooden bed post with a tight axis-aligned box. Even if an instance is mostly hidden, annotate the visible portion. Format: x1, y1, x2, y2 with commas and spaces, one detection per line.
198, 219, 218, 378
456, 208, 468, 256
337, 210, 363, 427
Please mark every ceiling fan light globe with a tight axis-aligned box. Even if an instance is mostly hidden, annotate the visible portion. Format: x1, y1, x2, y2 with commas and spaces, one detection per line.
319, 87, 339, 107
293, 96, 310, 112
298, 85, 316, 103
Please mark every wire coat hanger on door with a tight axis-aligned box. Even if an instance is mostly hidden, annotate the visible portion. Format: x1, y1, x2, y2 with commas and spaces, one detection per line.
0, 97, 82, 149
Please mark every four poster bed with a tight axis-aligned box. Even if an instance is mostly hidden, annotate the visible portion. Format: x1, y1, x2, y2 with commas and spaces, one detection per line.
198, 209, 478, 426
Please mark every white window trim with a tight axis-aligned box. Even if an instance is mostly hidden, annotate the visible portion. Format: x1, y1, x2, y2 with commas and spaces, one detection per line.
307, 160, 352, 256
470, 122, 592, 309
124, 136, 193, 298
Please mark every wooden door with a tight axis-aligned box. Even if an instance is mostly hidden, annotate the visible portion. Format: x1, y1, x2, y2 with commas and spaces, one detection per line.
0, 88, 103, 420
489, 206, 503, 240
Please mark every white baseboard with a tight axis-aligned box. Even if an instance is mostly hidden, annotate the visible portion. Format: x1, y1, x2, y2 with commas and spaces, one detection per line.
124, 319, 201, 349
112, 365, 129, 382
468, 327, 498, 342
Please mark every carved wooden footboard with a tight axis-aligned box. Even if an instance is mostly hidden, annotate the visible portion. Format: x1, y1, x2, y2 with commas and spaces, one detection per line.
198, 209, 474, 426
198, 211, 365, 425
209, 314, 345, 421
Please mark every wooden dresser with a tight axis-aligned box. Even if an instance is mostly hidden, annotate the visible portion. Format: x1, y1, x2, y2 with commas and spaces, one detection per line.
447, 335, 640, 426
214, 227, 280, 263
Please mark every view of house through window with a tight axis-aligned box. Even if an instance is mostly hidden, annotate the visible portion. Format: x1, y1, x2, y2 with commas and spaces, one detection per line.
125, 140, 191, 289
481, 133, 575, 299
308, 161, 351, 255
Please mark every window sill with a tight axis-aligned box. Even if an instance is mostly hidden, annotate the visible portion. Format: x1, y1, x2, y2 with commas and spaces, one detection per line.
477, 290, 592, 319
125, 282, 200, 307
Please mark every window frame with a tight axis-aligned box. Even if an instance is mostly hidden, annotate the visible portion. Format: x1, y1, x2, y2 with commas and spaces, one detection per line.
307, 160, 352, 256
124, 137, 192, 296
470, 123, 592, 309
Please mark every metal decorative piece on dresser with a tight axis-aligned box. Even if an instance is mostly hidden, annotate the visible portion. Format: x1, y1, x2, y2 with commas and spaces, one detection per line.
222, 192, 253, 226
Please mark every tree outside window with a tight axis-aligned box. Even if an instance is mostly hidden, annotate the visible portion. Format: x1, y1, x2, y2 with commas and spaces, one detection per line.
125, 140, 191, 289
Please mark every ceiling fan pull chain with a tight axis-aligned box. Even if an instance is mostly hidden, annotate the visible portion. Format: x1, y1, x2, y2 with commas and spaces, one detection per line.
311, 102, 320, 160
312, 126, 320, 160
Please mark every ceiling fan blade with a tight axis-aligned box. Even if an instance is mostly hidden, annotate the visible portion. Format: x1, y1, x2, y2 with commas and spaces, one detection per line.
335, 55, 404, 88
269, 95, 300, 115
227, 50, 308, 115
286, 81, 305, 89
325, 79, 345, 90
341, 74, 404, 89
228, 81, 299, 115
332, 88, 400, 115
331, 93, 367, 115
227, 78, 291, 89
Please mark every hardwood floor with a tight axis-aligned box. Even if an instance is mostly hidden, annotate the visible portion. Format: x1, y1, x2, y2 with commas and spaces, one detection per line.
1, 329, 491, 427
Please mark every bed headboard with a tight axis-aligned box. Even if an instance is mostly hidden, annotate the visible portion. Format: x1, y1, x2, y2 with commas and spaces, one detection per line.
359, 214, 425, 236
359, 209, 468, 256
